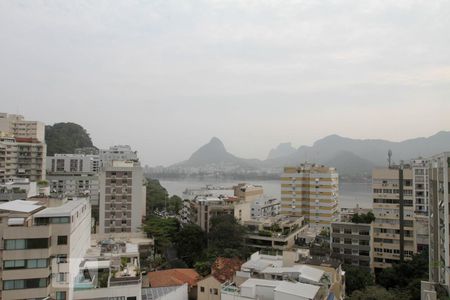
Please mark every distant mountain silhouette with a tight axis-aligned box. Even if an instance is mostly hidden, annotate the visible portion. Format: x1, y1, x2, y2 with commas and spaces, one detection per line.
267, 142, 296, 160
171, 137, 260, 169
170, 131, 450, 176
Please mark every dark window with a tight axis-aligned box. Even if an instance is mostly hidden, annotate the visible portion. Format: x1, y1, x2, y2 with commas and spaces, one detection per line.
57, 236, 68, 245
200, 286, 205, 293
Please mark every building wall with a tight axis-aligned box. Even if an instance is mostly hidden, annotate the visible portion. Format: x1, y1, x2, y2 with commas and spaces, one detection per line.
0, 113, 45, 142
0, 198, 91, 300
280, 164, 339, 228
331, 222, 371, 268
197, 276, 221, 300
428, 153, 450, 293
0, 137, 46, 183
371, 168, 416, 270
99, 162, 146, 234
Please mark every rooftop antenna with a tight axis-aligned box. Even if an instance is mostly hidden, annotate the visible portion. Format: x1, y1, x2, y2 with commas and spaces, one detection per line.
388, 149, 392, 168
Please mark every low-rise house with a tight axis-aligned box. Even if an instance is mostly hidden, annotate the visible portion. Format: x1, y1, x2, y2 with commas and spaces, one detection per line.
142, 284, 188, 300
148, 269, 200, 300
197, 257, 243, 300
222, 278, 323, 300
233, 251, 345, 300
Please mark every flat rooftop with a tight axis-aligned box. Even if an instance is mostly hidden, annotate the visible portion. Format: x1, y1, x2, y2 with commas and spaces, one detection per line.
0, 200, 43, 213
34, 199, 87, 217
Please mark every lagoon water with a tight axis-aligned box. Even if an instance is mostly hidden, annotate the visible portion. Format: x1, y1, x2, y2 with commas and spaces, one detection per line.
159, 179, 373, 209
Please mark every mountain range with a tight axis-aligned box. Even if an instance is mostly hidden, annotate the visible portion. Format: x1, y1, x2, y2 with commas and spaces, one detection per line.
170, 131, 450, 176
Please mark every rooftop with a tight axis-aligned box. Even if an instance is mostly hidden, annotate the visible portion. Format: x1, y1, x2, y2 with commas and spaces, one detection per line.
211, 257, 243, 283
0, 199, 43, 213
148, 269, 200, 288
34, 199, 87, 217
275, 280, 320, 299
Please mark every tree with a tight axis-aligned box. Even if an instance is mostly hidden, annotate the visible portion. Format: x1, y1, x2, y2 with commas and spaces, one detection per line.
348, 286, 396, 300
376, 249, 429, 300
175, 224, 207, 267
143, 216, 180, 258
194, 261, 212, 277
343, 265, 374, 295
351, 212, 375, 224
168, 195, 182, 214
146, 179, 169, 215
208, 214, 248, 257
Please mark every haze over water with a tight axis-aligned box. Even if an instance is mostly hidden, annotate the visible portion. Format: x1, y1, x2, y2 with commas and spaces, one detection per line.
160, 179, 372, 208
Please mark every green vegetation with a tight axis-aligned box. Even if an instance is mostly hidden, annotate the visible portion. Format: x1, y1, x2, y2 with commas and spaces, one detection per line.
343, 265, 374, 295
348, 286, 396, 300
351, 211, 375, 224
175, 224, 207, 267
208, 214, 248, 257
347, 250, 429, 300
145, 179, 182, 215
45, 122, 95, 156
143, 216, 180, 260
376, 250, 428, 300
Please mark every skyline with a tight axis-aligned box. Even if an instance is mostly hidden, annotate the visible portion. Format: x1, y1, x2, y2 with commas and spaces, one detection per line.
1, 1, 450, 166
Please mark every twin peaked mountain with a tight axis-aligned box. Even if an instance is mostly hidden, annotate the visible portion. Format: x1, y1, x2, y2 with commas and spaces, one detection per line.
171, 131, 450, 176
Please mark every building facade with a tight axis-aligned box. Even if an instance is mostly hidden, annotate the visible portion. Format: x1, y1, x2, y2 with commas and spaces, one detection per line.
98, 160, 146, 234
330, 222, 371, 268
0, 136, 46, 184
371, 167, 416, 270
0, 197, 91, 300
46, 154, 100, 218
280, 164, 339, 228
428, 152, 450, 294
0, 112, 45, 142
251, 197, 280, 219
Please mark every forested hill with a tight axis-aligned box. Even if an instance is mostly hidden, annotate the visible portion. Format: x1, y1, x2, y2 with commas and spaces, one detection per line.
45, 122, 95, 156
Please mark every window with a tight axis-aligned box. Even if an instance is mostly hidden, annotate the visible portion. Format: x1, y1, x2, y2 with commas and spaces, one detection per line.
57, 273, 66, 282
4, 238, 48, 250
56, 291, 66, 300
4, 260, 25, 269
200, 286, 205, 292
57, 236, 68, 245
56, 255, 67, 263
2, 278, 48, 290
213, 288, 218, 295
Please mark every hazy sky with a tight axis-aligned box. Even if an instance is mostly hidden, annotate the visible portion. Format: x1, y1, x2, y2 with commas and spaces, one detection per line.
1, 0, 449, 166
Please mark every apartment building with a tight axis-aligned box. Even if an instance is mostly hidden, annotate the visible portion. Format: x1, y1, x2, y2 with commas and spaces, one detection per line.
251, 197, 280, 219
99, 145, 138, 165
0, 197, 91, 300
73, 239, 142, 300
371, 167, 416, 270
0, 112, 45, 142
244, 215, 307, 251
181, 195, 235, 232
0, 136, 46, 183
98, 160, 146, 234
46, 154, 100, 218
330, 222, 371, 268
233, 183, 264, 202
428, 152, 450, 294
280, 164, 339, 228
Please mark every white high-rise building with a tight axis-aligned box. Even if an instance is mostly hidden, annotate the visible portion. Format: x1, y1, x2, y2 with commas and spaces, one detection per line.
0, 197, 91, 300
98, 160, 146, 234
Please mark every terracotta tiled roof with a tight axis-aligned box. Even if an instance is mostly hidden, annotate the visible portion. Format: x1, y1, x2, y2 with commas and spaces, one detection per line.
148, 269, 200, 288
211, 257, 243, 283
